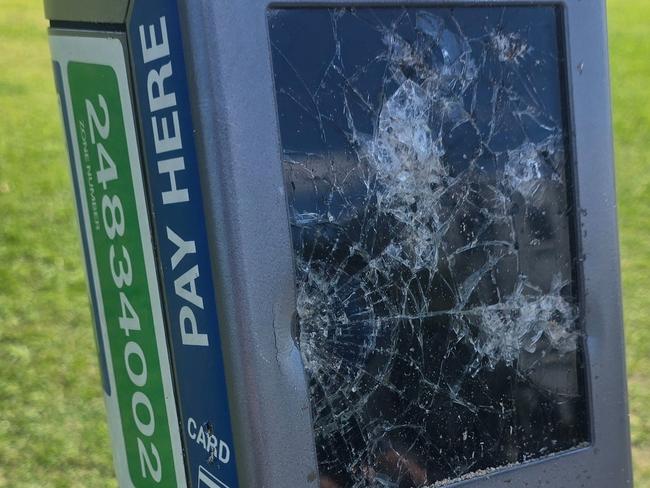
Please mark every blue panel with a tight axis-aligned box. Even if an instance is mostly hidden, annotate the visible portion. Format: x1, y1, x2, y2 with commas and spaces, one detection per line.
127, 3, 239, 487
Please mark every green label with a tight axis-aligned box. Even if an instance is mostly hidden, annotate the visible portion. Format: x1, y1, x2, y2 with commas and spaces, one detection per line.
67, 61, 179, 486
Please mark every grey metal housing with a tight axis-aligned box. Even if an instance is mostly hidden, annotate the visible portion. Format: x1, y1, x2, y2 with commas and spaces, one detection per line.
180, 1, 632, 486
46, 1, 633, 487
44, 0, 129, 24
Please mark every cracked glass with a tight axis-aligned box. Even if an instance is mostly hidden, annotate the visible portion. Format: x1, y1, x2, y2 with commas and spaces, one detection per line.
268, 6, 590, 487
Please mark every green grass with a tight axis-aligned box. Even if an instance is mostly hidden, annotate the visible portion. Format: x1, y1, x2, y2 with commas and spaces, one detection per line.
0, 1, 117, 486
0, 0, 648, 486
609, 0, 650, 483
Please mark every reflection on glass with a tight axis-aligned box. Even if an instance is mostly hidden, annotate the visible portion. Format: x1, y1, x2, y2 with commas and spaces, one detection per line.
269, 7, 589, 487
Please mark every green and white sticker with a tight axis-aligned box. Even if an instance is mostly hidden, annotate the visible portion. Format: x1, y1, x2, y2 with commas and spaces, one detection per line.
49, 34, 186, 487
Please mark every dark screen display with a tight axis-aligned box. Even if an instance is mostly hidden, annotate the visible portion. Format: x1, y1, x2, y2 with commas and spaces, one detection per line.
268, 7, 589, 486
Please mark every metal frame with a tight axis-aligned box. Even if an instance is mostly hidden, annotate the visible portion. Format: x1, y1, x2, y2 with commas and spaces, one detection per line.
44, 0, 129, 24
45, 0, 633, 486
179, 1, 632, 486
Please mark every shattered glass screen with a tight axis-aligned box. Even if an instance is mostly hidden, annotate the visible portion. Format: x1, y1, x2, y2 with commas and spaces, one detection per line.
268, 6, 589, 487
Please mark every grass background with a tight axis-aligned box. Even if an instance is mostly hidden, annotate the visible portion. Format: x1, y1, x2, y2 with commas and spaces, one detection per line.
0, 0, 647, 486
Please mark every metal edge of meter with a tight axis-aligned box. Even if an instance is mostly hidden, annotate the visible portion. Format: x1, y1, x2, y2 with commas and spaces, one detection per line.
44, 0, 129, 24
48, 30, 187, 488
178, 0, 632, 487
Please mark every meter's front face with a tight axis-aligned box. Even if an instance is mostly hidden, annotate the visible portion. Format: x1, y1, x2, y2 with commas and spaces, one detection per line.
268, 6, 589, 487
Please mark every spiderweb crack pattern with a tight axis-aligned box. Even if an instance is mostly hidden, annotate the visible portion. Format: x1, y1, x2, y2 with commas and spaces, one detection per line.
269, 7, 590, 487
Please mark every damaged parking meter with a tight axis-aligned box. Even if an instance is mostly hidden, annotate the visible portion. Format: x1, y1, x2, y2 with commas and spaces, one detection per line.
46, 0, 632, 486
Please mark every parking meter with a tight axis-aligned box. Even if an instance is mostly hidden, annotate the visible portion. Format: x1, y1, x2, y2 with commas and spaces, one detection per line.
46, 0, 633, 487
